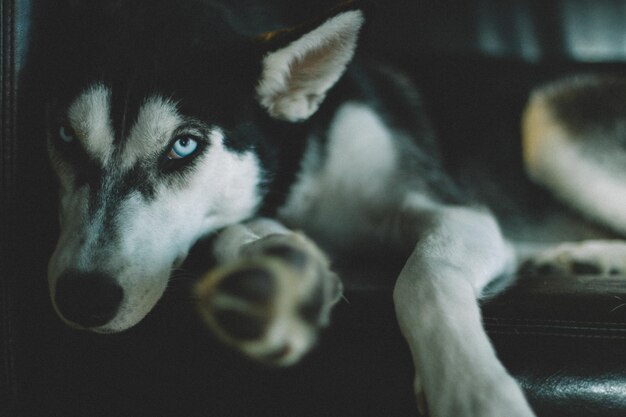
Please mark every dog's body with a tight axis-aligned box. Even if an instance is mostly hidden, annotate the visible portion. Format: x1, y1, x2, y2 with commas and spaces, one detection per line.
45, 1, 626, 416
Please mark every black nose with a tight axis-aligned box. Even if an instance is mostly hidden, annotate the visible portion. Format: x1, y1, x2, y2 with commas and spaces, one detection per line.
54, 271, 123, 328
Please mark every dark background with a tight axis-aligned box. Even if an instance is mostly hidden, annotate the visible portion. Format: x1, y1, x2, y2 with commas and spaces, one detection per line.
5, 1, 626, 416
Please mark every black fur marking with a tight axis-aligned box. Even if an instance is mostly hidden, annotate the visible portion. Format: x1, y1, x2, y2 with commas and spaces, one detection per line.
214, 310, 268, 341
344, 63, 468, 205
256, 119, 309, 217
109, 70, 142, 146
50, 132, 104, 194
119, 164, 157, 200
217, 268, 275, 304
546, 75, 626, 145
85, 166, 157, 244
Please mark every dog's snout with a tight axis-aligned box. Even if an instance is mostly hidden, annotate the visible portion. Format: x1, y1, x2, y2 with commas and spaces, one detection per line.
55, 271, 123, 328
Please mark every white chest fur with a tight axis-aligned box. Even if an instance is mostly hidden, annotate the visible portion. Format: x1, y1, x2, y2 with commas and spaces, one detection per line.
279, 102, 400, 251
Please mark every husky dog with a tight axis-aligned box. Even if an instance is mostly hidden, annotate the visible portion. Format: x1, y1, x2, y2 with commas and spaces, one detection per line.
45, 0, 626, 416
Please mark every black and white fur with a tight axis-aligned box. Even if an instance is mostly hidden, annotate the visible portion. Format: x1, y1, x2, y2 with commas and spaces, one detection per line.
45, 1, 626, 416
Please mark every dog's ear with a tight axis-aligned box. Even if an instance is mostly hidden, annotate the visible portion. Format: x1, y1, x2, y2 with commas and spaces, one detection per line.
255, 3, 365, 122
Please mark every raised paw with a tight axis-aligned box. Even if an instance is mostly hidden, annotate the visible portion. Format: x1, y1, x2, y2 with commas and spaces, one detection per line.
194, 233, 342, 366
520, 240, 626, 277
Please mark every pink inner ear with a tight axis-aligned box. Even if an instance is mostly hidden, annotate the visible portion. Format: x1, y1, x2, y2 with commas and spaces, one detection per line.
288, 36, 348, 89
256, 10, 364, 122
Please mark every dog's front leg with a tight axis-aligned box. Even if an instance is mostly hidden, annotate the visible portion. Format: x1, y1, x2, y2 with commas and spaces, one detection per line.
392, 200, 535, 417
195, 218, 342, 366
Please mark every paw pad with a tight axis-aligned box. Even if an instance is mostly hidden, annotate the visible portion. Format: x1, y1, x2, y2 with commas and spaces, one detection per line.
212, 309, 269, 340
195, 235, 342, 366
216, 267, 275, 304
261, 244, 308, 269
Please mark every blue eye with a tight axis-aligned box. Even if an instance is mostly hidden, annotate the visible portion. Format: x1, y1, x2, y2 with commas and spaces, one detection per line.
59, 125, 76, 143
167, 136, 199, 160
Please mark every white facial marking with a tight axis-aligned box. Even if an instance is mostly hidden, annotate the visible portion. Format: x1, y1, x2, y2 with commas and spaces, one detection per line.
191, 129, 263, 231
67, 83, 114, 164
123, 96, 182, 169
49, 97, 264, 332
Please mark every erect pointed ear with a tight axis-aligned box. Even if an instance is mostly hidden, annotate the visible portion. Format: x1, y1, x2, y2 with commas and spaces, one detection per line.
255, 4, 365, 122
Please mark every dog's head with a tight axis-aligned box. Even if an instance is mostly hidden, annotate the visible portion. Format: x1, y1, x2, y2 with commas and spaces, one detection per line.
47, 1, 364, 332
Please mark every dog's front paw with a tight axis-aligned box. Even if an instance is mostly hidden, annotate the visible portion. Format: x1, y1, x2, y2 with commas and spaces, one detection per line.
194, 233, 342, 366
520, 240, 626, 276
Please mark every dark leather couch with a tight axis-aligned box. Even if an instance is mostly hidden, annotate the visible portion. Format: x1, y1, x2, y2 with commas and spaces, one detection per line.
3, 1, 626, 416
